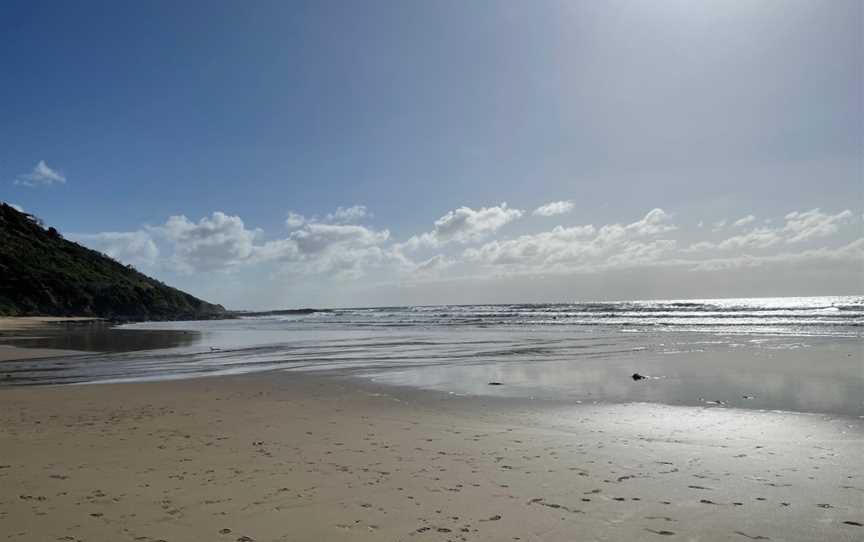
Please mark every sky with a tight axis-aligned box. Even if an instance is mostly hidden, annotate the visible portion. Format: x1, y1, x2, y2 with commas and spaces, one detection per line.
1, 0, 861, 309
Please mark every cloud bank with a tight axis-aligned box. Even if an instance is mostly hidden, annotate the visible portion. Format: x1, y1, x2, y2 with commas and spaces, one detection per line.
69, 203, 862, 307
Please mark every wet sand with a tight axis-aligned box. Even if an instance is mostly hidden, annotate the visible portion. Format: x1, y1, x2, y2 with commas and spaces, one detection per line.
0, 344, 88, 362
1, 372, 861, 541
0, 318, 97, 361
0, 317, 200, 363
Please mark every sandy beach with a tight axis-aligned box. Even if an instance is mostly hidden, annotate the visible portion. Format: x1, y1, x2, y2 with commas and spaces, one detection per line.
1, 371, 861, 542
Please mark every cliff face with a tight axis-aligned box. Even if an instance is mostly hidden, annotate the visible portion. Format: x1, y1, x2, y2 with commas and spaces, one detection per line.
0, 203, 226, 320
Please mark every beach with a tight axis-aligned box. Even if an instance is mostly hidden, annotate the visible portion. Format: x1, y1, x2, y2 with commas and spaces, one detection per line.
1, 299, 862, 541
4, 0, 861, 538
4, 1, 859, 538
1, 371, 862, 542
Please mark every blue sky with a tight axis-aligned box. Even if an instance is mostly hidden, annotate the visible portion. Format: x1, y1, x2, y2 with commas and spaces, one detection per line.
2, 1, 861, 308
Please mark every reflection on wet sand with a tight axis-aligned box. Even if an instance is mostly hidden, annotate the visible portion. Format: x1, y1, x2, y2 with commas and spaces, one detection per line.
1, 318, 861, 418
0, 321, 200, 355
370, 342, 864, 417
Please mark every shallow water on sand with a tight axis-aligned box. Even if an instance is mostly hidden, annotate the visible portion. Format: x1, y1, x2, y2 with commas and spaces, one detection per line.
0, 320, 200, 353
0, 296, 861, 417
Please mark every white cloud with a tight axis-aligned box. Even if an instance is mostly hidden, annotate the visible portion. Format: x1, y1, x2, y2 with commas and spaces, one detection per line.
414, 254, 455, 275
686, 208, 853, 253
533, 200, 574, 217
732, 215, 756, 228
285, 212, 306, 228
259, 221, 395, 278
620, 208, 676, 236
688, 238, 864, 272
68, 205, 858, 300
683, 241, 714, 253
103, 209, 397, 277
402, 203, 523, 249
286, 205, 370, 231
464, 209, 676, 273
782, 208, 852, 244
430, 203, 524, 243
14, 160, 66, 187
716, 228, 782, 250
290, 222, 389, 254
711, 219, 727, 232
71, 231, 159, 268
325, 205, 369, 223
153, 212, 262, 273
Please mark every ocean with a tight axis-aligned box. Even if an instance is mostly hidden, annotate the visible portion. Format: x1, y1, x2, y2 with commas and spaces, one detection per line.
2, 296, 862, 416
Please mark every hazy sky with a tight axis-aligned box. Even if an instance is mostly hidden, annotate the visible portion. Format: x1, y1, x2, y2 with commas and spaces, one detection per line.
2, 0, 861, 308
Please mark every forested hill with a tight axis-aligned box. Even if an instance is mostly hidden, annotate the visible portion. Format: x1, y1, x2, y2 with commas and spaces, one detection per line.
0, 203, 227, 320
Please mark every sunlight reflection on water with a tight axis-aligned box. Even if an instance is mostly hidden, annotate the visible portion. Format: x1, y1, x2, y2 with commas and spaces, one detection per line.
1, 297, 861, 417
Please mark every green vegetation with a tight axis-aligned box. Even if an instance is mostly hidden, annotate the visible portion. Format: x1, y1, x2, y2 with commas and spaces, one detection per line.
0, 203, 227, 320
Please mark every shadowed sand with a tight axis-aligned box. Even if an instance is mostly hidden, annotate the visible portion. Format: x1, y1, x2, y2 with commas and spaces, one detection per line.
0, 372, 861, 541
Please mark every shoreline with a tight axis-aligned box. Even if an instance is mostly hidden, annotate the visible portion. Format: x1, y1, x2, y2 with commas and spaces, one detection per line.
1, 370, 862, 541
1, 313, 861, 418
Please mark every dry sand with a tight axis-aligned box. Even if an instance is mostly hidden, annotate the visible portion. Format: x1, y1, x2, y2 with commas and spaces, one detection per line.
1, 372, 862, 541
